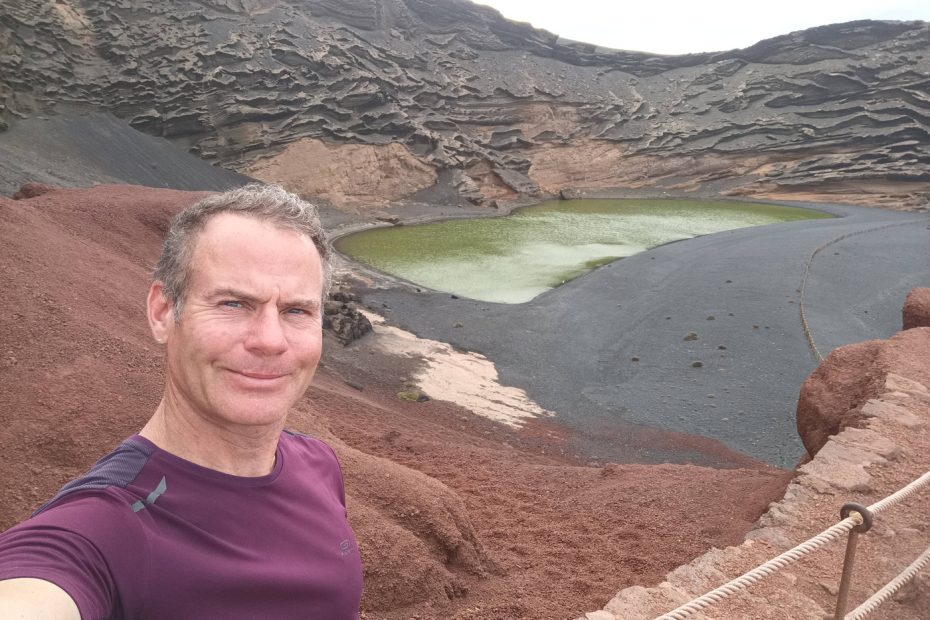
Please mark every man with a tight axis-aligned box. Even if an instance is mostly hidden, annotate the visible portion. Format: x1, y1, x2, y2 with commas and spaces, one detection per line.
0, 184, 363, 618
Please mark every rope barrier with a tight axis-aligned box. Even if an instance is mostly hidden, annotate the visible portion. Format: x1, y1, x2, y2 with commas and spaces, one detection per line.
653, 469, 930, 620
654, 516, 862, 620
867, 470, 930, 515
844, 544, 930, 619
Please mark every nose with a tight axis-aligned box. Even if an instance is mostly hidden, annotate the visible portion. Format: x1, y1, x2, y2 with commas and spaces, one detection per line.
244, 306, 288, 355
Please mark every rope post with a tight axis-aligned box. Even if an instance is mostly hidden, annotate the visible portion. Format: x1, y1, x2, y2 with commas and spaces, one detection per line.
834, 503, 874, 620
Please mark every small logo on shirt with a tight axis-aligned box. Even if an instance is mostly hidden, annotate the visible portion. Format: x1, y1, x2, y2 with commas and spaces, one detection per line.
339, 539, 354, 557
132, 476, 167, 513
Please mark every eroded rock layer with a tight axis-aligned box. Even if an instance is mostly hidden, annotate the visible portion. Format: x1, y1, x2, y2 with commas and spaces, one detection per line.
1, 2, 928, 207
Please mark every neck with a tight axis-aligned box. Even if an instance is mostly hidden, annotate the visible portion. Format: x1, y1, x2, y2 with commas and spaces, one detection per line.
140, 396, 281, 477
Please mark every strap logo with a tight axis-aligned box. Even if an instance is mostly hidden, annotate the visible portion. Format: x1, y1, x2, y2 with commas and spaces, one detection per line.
131, 476, 167, 513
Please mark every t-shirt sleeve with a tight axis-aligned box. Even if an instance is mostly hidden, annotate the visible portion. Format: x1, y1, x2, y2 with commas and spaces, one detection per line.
0, 491, 144, 620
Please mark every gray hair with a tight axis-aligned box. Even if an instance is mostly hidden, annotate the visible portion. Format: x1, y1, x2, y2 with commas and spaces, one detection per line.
153, 183, 332, 321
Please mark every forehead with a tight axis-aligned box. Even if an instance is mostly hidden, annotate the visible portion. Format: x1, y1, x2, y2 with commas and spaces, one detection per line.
189, 213, 323, 289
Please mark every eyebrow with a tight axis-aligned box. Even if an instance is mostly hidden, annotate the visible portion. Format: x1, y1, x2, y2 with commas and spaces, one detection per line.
207, 288, 321, 311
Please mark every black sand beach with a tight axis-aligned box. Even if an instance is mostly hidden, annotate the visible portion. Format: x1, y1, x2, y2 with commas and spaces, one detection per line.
355, 202, 930, 468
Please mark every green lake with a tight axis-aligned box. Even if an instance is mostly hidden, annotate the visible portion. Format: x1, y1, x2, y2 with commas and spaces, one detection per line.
336, 199, 829, 303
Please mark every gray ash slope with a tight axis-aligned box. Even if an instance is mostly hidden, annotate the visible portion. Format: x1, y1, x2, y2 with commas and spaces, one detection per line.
0, 111, 249, 195
1, 1, 928, 204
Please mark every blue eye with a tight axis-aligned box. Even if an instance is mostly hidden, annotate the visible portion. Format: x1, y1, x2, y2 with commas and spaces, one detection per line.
286, 308, 307, 315
222, 300, 242, 308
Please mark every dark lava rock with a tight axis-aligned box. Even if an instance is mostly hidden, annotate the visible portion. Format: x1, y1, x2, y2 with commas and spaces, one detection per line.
323, 288, 372, 345
12, 182, 58, 200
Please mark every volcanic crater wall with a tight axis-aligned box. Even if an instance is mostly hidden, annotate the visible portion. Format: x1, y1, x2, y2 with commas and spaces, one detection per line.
1, 2, 929, 207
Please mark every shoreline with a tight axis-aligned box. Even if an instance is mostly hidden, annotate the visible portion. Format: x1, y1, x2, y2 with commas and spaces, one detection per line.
326, 194, 854, 313
341, 199, 929, 468
325, 191, 853, 240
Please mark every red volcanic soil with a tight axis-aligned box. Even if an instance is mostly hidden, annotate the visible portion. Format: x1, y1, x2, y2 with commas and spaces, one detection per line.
0, 184, 793, 619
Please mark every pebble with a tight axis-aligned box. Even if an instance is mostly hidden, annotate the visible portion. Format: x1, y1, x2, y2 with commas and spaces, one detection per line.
820, 581, 839, 596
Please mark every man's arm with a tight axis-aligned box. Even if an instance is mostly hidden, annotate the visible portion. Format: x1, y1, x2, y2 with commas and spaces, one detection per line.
0, 578, 80, 620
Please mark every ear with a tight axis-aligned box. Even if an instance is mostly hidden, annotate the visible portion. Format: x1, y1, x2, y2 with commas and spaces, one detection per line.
147, 281, 175, 344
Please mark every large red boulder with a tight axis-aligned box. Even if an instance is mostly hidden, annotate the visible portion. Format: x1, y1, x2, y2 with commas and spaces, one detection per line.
796, 326, 930, 457
903, 287, 930, 330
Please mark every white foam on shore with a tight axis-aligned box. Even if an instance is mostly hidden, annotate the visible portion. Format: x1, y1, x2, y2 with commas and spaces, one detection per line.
362, 311, 552, 427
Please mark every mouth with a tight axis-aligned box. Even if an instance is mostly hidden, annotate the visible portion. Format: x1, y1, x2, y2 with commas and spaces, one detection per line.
237, 370, 289, 380
226, 369, 291, 384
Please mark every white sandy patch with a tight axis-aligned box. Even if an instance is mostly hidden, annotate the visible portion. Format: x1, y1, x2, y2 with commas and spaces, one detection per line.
362, 311, 552, 427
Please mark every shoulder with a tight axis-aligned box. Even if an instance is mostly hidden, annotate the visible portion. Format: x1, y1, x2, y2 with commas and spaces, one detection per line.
12, 487, 147, 560
35, 437, 155, 516
279, 430, 347, 501
280, 429, 340, 465
0, 438, 163, 619
6, 437, 154, 568
0, 489, 145, 618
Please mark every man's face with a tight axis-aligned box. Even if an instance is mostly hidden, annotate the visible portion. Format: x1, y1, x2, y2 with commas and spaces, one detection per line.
150, 213, 324, 430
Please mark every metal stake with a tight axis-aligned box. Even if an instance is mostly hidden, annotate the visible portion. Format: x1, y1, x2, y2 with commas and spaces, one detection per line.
834, 503, 874, 620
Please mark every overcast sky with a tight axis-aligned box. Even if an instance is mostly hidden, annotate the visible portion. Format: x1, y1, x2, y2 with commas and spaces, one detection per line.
474, 0, 930, 55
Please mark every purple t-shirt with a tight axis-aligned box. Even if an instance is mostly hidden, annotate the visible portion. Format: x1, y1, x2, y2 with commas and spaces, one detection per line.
0, 431, 363, 619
